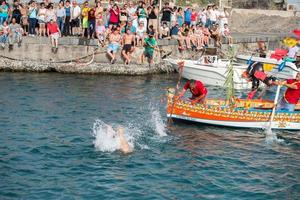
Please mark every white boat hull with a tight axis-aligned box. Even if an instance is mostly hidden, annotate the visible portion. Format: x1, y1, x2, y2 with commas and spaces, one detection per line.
165, 58, 252, 90
236, 55, 299, 79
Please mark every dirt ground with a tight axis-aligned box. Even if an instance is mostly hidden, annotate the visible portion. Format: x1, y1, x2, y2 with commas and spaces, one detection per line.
230, 11, 300, 33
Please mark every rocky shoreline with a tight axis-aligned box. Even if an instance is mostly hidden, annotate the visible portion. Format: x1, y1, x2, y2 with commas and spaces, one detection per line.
0, 58, 175, 75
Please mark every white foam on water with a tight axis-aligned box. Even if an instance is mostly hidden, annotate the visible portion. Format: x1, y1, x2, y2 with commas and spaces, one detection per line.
92, 119, 134, 152
264, 126, 284, 144
150, 106, 167, 137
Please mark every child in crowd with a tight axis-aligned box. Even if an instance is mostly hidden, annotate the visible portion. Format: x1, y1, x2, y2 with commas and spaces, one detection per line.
0, 21, 9, 49
160, 22, 170, 39
221, 23, 232, 45
96, 19, 106, 47
136, 21, 146, 46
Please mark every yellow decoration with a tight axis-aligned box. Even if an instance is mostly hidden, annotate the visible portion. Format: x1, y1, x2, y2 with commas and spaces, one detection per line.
263, 63, 276, 71
283, 37, 299, 47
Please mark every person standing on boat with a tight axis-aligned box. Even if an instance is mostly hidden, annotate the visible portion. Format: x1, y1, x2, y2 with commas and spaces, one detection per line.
177, 79, 207, 104
276, 72, 300, 112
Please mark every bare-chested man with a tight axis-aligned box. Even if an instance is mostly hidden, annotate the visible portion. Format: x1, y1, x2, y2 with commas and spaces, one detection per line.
107, 27, 121, 64
121, 28, 135, 65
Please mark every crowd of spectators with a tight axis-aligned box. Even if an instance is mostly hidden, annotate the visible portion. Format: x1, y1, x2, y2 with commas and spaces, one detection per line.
0, 0, 233, 64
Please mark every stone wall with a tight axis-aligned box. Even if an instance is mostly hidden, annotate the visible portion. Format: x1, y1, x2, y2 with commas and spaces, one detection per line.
230, 8, 300, 33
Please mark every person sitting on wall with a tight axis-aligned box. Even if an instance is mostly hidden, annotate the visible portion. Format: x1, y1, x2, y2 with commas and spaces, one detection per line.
176, 79, 207, 105
275, 72, 300, 112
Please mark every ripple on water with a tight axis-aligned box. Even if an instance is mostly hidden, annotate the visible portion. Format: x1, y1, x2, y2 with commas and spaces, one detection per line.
0, 73, 299, 199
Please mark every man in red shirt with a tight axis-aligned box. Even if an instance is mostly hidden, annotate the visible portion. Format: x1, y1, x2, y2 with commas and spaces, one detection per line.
277, 72, 300, 112
47, 19, 61, 53
177, 79, 208, 104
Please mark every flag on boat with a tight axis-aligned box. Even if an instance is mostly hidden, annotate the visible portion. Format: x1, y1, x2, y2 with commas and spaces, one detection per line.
283, 37, 299, 47
293, 29, 300, 40
270, 48, 288, 60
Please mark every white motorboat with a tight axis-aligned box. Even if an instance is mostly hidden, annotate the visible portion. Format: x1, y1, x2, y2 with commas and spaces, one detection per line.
165, 56, 252, 90
165, 55, 299, 90
236, 55, 299, 80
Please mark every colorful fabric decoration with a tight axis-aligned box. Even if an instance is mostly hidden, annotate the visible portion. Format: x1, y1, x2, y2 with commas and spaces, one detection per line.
270, 48, 288, 60
293, 29, 300, 40
263, 63, 275, 71
283, 37, 299, 47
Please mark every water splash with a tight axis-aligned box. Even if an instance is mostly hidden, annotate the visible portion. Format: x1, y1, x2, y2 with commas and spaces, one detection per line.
92, 119, 134, 152
264, 126, 284, 144
150, 106, 167, 137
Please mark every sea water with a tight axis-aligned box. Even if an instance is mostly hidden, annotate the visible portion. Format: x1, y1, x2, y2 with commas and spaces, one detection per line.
0, 73, 299, 199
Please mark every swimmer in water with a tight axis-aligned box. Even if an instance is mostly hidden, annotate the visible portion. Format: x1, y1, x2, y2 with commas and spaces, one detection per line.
116, 126, 133, 154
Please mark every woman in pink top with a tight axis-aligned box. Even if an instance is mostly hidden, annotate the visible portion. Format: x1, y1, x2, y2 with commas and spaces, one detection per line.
109, 4, 119, 26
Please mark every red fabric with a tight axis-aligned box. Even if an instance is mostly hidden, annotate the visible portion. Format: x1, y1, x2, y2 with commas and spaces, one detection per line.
270, 48, 288, 60
88, 8, 96, 20
247, 90, 257, 99
254, 71, 267, 81
284, 79, 300, 104
109, 8, 119, 23
47, 23, 59, 34
184, 80, 207, 97
270, 54, 283, 60
293, 29, 300, 39
191, 12, 197, 21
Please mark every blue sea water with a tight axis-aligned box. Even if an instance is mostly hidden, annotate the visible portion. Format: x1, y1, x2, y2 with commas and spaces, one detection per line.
0, 72, 299, 199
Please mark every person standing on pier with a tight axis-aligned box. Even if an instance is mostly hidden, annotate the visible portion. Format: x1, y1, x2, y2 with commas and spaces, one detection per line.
177, 79, 208, 105
141, 31, 158, 65
121, 28, 135, 65
47, 19, 61, 53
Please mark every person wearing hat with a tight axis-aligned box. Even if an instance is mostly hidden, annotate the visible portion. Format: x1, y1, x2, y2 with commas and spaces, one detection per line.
176, 79, 208, 105
140, 31, 158, 65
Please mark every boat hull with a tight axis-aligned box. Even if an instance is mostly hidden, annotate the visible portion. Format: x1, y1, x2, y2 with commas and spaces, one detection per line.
236, 55, 298, 79
167, 97, 300, 130
165, 58, 252, 90
168, 114, 300, 130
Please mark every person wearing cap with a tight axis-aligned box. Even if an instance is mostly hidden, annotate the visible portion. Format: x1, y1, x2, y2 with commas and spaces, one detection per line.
176, 79, 208, 105
275, 72, 300, 112
141, 31, 158, 65
47, 18, 61, 53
